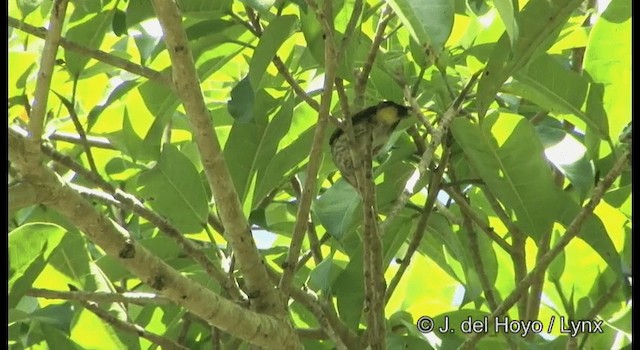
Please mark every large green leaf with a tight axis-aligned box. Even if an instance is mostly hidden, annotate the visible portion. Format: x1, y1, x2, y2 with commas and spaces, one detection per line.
137, 145, 209, 233
65, 12, 112, 75
253, 125, 315, 205
493, 0, 519, 48
451, 113, 561, 241
556, 193, 622, 276
476, 0, 583, 117
249, 15, 297, 90
384, 0, 454, 54
9, 223, 66, 308
223, 93, 290, 211
535, 123, 595, 202
583, 0, 631, 140
506, 53, 608, 138
313, 180, 361, 241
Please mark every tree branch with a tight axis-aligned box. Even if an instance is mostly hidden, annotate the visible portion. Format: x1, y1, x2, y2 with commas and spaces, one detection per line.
150, 0, 286, 319
279, 0, 337, 294
9, 129, 300, 349
49, 131, 115, 149
354, 5, 394, 109
26, 288, 172, 305
27, 0, 69, 140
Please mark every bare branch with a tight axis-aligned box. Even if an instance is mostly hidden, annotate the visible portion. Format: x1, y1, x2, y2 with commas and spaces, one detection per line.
353, 5, 394, 109
150, 0, 285, 318
360, 118, 386, 349
26, 288, 172, 305
27, 0, 70, 140
279, 0, 337, 294
49, 131, 115, 149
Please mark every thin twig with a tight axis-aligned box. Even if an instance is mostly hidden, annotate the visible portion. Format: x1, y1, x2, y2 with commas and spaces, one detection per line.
290, 176, 323, 265
443, 187, 513, 254
239, 9, 323, 113
481, 188, 529, 317
49, 131, 115, 149
578, 280, 622, 348
8, 17, 172, 87
267, 265, 357, 349
385, 146, 449, 303
26, 288, 172, 305
334, 78, 351, 118
461, 213, 518, 350
526, 229, 551, 322
278, 0, 337, 295
54, 90, 99, 174
296, 233, 331, 271
353, 6, 394, 109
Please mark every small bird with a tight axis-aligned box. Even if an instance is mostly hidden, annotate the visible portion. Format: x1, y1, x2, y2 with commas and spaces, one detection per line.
329, 101, 411, 188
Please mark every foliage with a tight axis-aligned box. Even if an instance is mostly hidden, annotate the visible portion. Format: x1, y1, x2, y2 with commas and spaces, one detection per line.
8, 0, 631, 349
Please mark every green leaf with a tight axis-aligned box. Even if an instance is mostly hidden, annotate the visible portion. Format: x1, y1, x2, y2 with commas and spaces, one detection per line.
249, 15, 297, 90
47, 231, 92, 290
42, 323, 81, 349
535, 124, 595, 202
253, 124, 315, 205
314, 181, 361, 241
239, 0, 276, 13
384, 0, 454, 54
31, 303, 75, 334
583, 0, 631, 140
451, 114, 561, 241
476, 0, 583, 117
65, 12, 112, 75
505, 54, 608, 138
307, 254, 344, 294
418, 213, 460, 281
227, 76, 255, 122
547, 230, 566, 281
112, 9, 127, 37
17, 0, 44, 18
87, 80, 140, 132
556, 193, 622, 276
114, 107, 144, 162
9, 223, 66, 308
493, 0, 519, 48
223, 92, 285, 209
386, 334, 433, 350
138, 77, 178, 120
137, 145, 209, 233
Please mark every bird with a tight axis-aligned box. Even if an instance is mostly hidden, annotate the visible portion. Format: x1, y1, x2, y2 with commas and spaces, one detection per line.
329, 101, 411, 188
